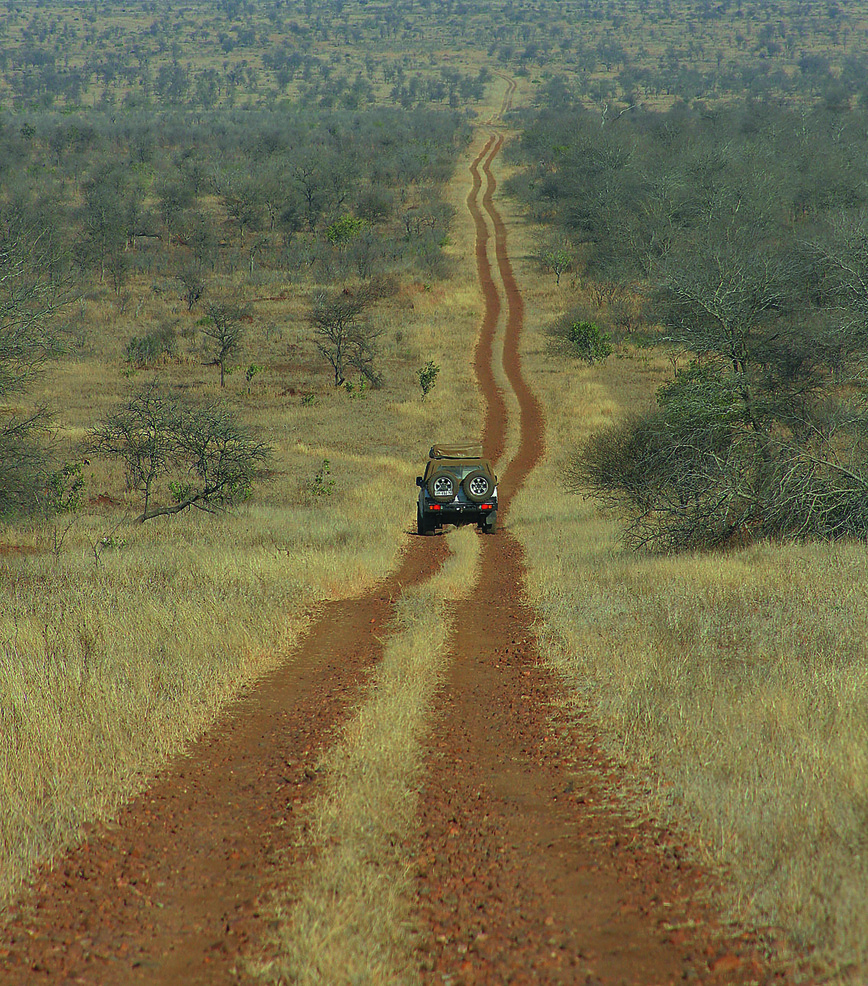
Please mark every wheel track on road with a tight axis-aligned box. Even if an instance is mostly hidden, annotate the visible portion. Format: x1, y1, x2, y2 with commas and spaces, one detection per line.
0, 541, 451, 986
408, 107, 782, 985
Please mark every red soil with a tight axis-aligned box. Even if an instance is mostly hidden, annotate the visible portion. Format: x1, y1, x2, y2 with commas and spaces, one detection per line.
403, 132, 802, 986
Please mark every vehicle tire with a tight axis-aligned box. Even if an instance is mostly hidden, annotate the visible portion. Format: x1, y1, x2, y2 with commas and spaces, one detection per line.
426, 471, 458, 504
462, 469, 492, 503
417, 505, 432, 536
482, 510, 497, 533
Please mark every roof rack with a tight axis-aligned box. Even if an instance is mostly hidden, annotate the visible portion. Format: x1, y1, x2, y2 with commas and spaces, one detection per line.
428, 443, 483, 459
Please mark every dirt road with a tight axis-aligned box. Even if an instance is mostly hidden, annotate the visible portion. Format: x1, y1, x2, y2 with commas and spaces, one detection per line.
409, 133, 786, 986
1, 115, 789, 985
0, 539, 449, 985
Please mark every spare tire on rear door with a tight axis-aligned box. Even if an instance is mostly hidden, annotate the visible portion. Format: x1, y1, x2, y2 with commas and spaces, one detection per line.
462, 469, 493, 503
427, 470, 458, 503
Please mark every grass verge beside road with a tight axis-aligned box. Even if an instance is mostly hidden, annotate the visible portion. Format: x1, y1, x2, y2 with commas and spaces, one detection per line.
504, 196, 868, 974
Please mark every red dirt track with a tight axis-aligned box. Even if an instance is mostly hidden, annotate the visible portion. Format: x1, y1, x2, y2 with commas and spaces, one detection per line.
1, 94, 800, 985
407, 133, 795, 985
0, 542, 450, 985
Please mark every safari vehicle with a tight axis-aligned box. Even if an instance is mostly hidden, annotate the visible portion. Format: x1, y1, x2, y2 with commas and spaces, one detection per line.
416, 443, 497, 535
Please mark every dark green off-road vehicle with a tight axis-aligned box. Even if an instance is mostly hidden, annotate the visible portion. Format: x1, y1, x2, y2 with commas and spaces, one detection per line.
415, 443, 497, 535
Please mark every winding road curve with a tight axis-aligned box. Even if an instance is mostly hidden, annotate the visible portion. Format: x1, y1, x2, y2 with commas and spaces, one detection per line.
407, 108, 784, 985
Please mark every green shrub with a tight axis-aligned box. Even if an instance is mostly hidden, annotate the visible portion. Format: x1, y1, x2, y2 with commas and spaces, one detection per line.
566, 319, 612, 363
309, 459, 335, 497
326, 215, 370, 245
418, 359, 440, 398
44, 461, 85, 515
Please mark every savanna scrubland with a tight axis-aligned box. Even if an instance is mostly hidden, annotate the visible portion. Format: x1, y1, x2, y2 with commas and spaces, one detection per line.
0, 94, 484, 899
505, 91, 868, 972
4, 0, 868, 978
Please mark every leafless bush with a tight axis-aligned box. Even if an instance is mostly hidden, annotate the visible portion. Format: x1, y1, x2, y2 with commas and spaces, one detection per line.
89, 384, 271, 522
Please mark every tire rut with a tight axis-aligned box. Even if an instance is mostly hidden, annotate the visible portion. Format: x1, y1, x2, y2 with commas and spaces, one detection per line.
0, 538, 449, 986
408, 121, 785, 985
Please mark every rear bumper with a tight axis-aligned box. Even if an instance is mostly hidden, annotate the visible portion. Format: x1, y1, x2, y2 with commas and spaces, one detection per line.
421, 499, 497, 523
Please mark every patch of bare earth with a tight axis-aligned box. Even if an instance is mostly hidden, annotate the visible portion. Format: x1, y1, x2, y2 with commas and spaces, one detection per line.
409, 531, 795, 986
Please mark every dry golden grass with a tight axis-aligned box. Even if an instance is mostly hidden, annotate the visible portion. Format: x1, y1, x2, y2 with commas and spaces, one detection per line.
501, 182, 868, 974
0, 539, 307, 884
0, 125, 492, 903
255, 525, 480, 986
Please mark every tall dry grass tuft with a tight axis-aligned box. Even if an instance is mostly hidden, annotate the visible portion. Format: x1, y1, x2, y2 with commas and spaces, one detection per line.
256, 526, 481, 986
502, 185, 868, 972
0, 534, 306, 891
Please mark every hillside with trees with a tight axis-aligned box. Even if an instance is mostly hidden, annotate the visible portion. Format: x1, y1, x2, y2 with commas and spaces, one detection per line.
507, 92, 868, 548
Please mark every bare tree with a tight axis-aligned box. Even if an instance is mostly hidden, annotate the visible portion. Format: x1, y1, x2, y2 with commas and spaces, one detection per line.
293, 156, 330, 231
155, 178, 195, 246
89, 386, 271, 523
223, 182, 263, 245
78, 170, 130, 282
308, 287, 382, 388
202, 300, 248, 386
572, 224, 868, 550
653, 224, 806, 433
176, 263, 206, 312
0, 218, 67, 515
87, 385, 178, 520
807, 209, 868, 381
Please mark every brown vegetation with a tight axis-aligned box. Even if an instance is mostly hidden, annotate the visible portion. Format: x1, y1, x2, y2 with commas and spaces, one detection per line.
4, 1, 868, 978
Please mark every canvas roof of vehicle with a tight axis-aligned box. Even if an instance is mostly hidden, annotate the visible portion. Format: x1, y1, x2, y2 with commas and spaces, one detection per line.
423, 457, 496, 482
428, 443, 483, 459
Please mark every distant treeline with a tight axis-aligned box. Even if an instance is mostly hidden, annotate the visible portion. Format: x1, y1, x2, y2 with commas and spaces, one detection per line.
0, 0, 491, 113
508, 84, 868, 283
2, 0, 866, 113
1, 104, 470, 292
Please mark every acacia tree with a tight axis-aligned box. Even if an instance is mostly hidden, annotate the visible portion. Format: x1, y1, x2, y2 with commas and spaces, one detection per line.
78, 169, 133, 283
177, 263, 206, 312
809, 209, 868, 381
574, 222, 868, 549
655, 223, 806, 432
88, 385, 178, 519
155, 177, 195, 246
202, 300, 248, 386
223, 182, 263, 245
89, 385, 271, 523
293, 157, 329, 231
308, 287, 382, 388
539, 238, 575, 286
